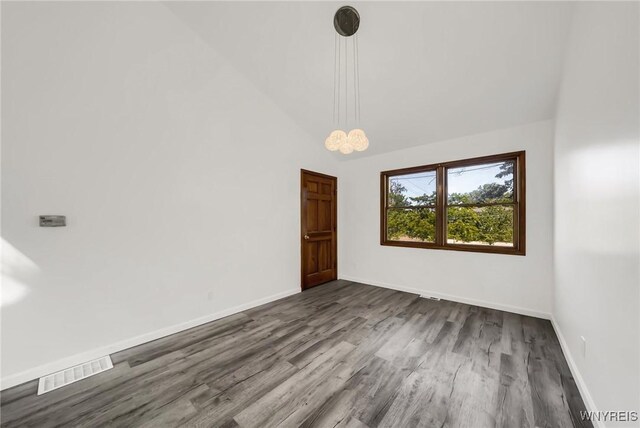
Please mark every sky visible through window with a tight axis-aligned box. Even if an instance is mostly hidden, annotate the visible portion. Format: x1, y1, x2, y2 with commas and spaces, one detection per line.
447, 162, 510, 196
390, 171, 436, 204
392, 162, 509, 201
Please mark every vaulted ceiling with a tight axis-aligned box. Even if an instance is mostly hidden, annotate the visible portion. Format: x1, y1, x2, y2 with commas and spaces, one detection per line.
166, 2, 574, 158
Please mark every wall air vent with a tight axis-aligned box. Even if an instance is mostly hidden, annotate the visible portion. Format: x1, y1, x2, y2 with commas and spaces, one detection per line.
37, 356, 113, 395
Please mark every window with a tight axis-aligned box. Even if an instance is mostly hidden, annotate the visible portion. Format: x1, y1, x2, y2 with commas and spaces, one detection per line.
381, 151, 525, 255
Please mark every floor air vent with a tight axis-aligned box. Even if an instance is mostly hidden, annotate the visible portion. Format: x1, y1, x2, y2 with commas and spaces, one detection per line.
37, 356, 113, 395
420, 295, 441, 301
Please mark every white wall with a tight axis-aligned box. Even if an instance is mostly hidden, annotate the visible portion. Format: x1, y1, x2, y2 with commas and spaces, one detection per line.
4, 5, 637, 420
553, 2, 640, 423
339, 121, 554, 318
1, 2, 337, 386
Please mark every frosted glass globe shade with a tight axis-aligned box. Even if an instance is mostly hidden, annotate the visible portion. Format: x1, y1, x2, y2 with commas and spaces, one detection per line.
348, 128, 369, 152
339, 139, 354, 154
325, 130, 347, 151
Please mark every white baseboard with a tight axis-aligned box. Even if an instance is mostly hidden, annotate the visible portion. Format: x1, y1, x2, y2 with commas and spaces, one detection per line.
0, 287, 300, 391
550, 316, 602, 428
339, 275, 551, 320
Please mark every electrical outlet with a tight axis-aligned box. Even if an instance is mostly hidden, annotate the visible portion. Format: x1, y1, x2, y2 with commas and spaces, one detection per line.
580, 336, 587, 357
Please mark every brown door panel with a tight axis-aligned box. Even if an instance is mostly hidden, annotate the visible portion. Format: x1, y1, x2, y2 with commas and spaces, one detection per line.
301, 170, 337, 290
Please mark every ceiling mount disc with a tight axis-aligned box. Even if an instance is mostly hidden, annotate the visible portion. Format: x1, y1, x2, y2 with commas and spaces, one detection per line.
334, 6, 360, 37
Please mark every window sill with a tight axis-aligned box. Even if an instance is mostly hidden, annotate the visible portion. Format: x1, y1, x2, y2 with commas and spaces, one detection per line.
380, 240, 525, 256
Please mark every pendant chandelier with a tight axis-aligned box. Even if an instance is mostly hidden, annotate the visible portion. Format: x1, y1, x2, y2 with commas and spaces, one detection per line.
325, 6, 369, 154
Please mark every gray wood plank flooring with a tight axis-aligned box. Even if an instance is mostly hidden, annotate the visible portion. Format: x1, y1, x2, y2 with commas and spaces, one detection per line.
1, 280, 592, 427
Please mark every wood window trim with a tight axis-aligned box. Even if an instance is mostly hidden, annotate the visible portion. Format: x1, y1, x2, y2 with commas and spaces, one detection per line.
380, 151, 526, 256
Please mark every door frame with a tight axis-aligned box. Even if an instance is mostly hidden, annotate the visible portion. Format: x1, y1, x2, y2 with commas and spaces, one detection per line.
300, 169, 338, 291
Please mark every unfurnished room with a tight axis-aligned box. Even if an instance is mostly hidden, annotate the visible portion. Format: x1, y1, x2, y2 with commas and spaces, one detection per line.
0, 1, 638, 427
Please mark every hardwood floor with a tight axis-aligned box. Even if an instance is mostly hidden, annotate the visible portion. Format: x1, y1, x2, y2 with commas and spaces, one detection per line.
1, 280, 592, 427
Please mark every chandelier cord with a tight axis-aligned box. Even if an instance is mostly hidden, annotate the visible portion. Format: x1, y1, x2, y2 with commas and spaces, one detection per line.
333, 32, 337, 126
344, 36, 348, 130
333, 33, 361, 130
353, 35, 357, 127
356, 33, 361, 125
336, 32, 341, 128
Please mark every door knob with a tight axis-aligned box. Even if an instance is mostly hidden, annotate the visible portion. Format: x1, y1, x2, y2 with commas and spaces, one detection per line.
304, 234, 310, 240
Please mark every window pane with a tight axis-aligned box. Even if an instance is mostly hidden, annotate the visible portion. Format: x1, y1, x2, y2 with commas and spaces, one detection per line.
447, 205, 514, 246
386, 208, 436, 243
388, 171, 437, 207
447, 161, 514, 205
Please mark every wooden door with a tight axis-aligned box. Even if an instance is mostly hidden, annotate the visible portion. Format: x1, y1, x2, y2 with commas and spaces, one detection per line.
301, 170, 337, 290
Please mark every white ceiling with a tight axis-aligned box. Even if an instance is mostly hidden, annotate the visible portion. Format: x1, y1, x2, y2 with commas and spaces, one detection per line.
166, 2, 574, 158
